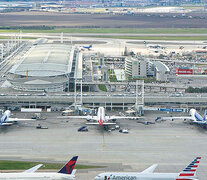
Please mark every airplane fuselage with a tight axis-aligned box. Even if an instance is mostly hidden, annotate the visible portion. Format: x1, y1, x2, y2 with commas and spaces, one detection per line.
97, 107, 106, 126
95, 172, 195, 180
0, 172, 75, 179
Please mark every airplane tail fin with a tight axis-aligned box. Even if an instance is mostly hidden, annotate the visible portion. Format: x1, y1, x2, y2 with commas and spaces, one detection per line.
58, 156, 78, 175
177, 157, 201, 180
204, 110, 207, 121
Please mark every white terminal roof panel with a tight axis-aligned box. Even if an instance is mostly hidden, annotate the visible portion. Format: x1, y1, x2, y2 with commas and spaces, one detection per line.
153, 61, 170, 72
10, 44, 74, 77
75, 52, 82, 79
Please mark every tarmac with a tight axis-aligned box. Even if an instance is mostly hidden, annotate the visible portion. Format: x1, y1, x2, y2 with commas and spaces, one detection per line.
0, 111, 206, 180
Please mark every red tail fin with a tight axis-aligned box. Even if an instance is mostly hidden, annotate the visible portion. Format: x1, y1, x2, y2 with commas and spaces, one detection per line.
58, 156, 78, 175
176, 157, 201, 180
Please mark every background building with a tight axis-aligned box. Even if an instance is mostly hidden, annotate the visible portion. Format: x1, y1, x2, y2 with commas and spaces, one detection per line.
125, 56, 169, 81
125, 57, 147, 78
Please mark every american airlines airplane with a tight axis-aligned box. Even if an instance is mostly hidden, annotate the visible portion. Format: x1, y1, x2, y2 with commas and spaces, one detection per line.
156, 108, 207, 125
95, 157, 201, 180
0, 156, 78, 179
0, 110, 35, 126
60, 107, 142, 126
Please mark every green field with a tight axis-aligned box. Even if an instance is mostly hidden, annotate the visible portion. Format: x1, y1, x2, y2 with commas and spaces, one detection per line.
1, 28, 207, 34
98, 85, 107, 92
0, 160, 104, 170
0, 36, 35, 40
132, 77, 156, 83
100, 36, 207, 41
1, 28, 207, 41
108, 69, 117, 82
1, 35, 207, 41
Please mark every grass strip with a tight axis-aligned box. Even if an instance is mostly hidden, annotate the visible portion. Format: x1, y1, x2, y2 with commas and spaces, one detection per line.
98, 84, 107, 92
0, 160, 104, 170
1, 28, 207, 34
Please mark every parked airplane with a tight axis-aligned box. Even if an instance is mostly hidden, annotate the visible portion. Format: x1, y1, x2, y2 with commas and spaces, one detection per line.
82, 44, 93, 50
0, 156, 78, 179
156, 108, 207, 125
0, 110, 35, 126
59, 107, 142, 126
95, 157, 201, 180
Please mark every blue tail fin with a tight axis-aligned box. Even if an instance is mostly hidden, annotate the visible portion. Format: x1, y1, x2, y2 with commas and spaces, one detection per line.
58, 156, 78, 175
204, 110, 207, 121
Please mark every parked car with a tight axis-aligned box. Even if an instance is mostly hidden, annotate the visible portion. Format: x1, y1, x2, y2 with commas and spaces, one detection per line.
78, 126, 88, 132
36, 124, 48, 129
119, 129, 129, 134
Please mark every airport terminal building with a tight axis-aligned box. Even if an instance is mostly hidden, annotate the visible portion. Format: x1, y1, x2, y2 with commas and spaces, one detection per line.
8, 44, 81, 92
125, 57, 169, 81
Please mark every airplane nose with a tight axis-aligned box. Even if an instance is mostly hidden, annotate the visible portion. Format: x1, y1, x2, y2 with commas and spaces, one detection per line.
94, 176, 101, 180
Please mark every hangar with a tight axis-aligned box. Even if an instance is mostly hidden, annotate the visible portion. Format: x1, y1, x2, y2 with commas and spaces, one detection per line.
9, 44, 80, 92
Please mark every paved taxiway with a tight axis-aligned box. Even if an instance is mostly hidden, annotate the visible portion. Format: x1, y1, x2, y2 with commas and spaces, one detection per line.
0, 111, 206, 179
0, 33, 205, 54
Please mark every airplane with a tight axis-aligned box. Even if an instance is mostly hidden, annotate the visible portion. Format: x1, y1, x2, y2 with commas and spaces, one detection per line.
82, 44, 93, 50
58, 107, 143, 126
0, 110, 35, 126
95, 157, 201, 180
0, 156, 78, 179
155, 108, 207, 125
146, 44, 166, 49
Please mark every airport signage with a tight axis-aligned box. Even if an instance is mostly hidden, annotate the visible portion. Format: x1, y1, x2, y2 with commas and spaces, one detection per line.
159, 108, 185, 112
176, 68, 193, 75
173, 109, 185, 112
159, 108, 172, 112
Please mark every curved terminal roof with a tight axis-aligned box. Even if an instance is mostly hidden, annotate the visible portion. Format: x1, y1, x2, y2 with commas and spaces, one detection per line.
153, 61, 170, 73
10, 44, 74, 77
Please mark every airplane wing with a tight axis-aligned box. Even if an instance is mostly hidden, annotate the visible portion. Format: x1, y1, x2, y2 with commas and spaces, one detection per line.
23, 164, 43, 173
57, 116, 96, 120
106, 116, 144, 120
6, 118, 35, 122
57, 116, 91, 119
141, 164, 158, 174
0, 122, 13, 126
86, 122, 116, 125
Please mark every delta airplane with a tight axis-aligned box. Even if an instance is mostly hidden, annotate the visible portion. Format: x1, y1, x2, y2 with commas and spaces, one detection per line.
0, 110, 35, 126
95, 157, 201, 180
59, 107, 142, 126
156, 108, 207, 125
0, 156, 78, 179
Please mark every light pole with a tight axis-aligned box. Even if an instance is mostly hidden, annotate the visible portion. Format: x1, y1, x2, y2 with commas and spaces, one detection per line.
0, 44, 3, 60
